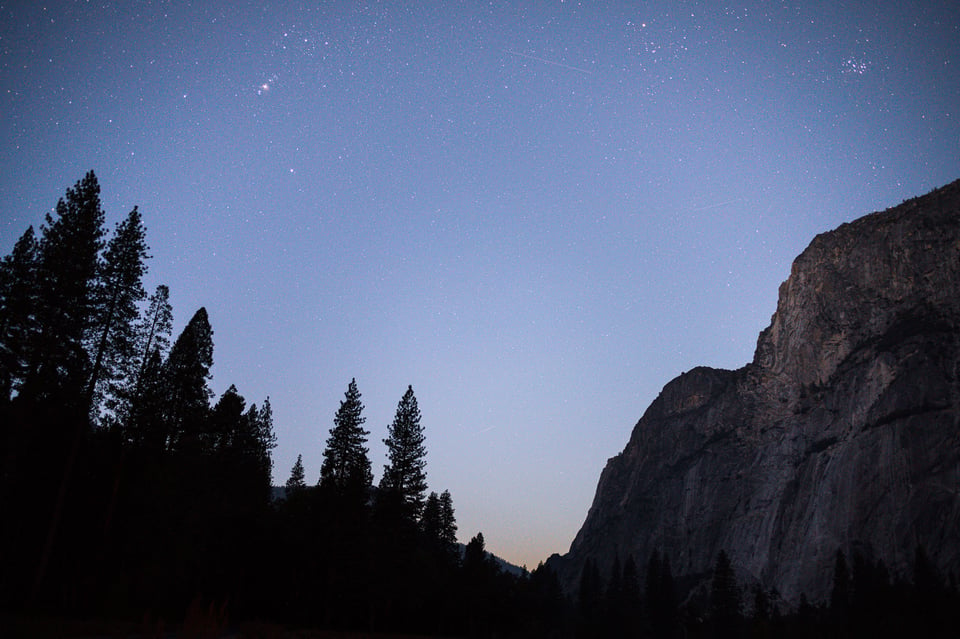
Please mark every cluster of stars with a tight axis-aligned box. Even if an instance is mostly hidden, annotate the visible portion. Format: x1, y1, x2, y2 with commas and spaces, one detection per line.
257, 73, 279, 95
842, 57, 870, 75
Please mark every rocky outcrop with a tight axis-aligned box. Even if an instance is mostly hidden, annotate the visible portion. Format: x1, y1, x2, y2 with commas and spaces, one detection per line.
551, 180, 960, 604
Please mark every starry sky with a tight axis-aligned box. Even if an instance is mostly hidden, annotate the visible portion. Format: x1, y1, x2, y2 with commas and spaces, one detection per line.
1, 1, 958, 570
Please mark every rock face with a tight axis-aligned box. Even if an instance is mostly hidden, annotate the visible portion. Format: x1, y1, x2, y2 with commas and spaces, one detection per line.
552, 180, 960, 604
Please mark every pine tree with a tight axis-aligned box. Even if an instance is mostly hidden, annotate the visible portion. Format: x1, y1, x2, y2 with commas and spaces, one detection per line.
622, 555, 642, 635
379, 384, 427, 519
161, 307, 214, 452
912, 545, 950, 636
830, 549, 851, 617
646, 550, 677, 638
464, 532, 491, 573
133, 285, 174, 385
128, 347, 167, 450
286, 454, 306, 493
113, 284, 173, 427
254, 397, 276, 481
422, 491, 441, 538
438, 489, 458, 551
578, 557, 604, 633
710, 550, 741, 639
0, 226, 39, 401
645, 550, 662, 613
319, 378, 372, 494
462, 532, 498, 634
87, 207, 149, 415
24, 171, 106, 404
422, 488, 458, 558
210, 384, 246, 452
605, 554, 624, 636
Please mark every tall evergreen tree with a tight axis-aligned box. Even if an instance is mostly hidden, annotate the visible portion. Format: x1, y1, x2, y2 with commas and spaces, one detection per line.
605, 554, 624, 636
22, 173, 123, 607
578, 557, 604, 634
621, 555, 642, 635
0, 226, 39, 400
161, 307, 214, 452
830, 549, 851, 616
422, 491, 442, 539
245, 397, 277, 493
710, 550, 741, 639
319, 378, 371, 493
115, 285, 173, 436
25, 173, 108, 602
210, 384, 246, 452
379, 385, 427, 519
645, 550, 662, 613
127, 347, 166, 450
286, 454, 306, 493
463, 532, 492, 574
462, 532, 498, 635
24, 171, 106, 404
646, 550, 677, 639
87, 207, 149, 415
132, 285, 173, 387
438, 489, 458, 551
912, 545, 951, 637
421, 488, 458, 558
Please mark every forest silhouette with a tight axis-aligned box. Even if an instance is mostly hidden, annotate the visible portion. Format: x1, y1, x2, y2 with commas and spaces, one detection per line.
1, 173, 958, 637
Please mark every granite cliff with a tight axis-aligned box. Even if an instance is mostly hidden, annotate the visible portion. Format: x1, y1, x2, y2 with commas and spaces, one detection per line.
551, 180, 960, 604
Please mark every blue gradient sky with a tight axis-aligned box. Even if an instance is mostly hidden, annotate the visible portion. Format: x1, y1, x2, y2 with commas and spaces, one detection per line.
1, 1, 958, 569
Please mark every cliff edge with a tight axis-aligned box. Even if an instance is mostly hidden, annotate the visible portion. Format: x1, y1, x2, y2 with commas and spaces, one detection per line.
552, 180, 960, 604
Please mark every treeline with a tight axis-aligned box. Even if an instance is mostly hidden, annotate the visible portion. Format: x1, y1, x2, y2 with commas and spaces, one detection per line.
568, 544, 960, 639
0, 171, 570, 636
0, 172, 277, 619
269, 378, 569, 635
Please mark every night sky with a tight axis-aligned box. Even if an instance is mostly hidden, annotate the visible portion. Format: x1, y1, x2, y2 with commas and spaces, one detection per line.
1, 1, 958, 570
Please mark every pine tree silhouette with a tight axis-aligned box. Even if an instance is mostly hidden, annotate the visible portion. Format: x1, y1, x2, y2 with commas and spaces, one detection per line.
379, 385, 427, 521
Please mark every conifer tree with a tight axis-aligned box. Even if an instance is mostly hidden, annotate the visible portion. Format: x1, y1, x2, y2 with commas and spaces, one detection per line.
422, 488, 458, 557
660, 554, 677, 623
128, 347, 167, 450
379, 384, 427, 518
161, 307, 214, 451
796, 593, 815, 636
438, 489, 458, 550
646, 550, 677, 638
830, 549, 851, 616
621, 555, 642, 634
462, 532, 498, 634
114, 284, 173, 427
752, 584, 771, 634
605, 554, 624, 635
0, 226, 39, 400
645, 550, 662, 612
578, 557, 604, 632
319, 378, 371, 493
87, 207, 149, 414
244, 397, 276, 493
210, 384, 246, 451
286, 454, 306, 493
464, 532, 492, 574
27, 172, 107, 598
710, 550, 741, 639
24, 171, 106, 404
133, 285, 173, 384
422, 491, 441, 538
